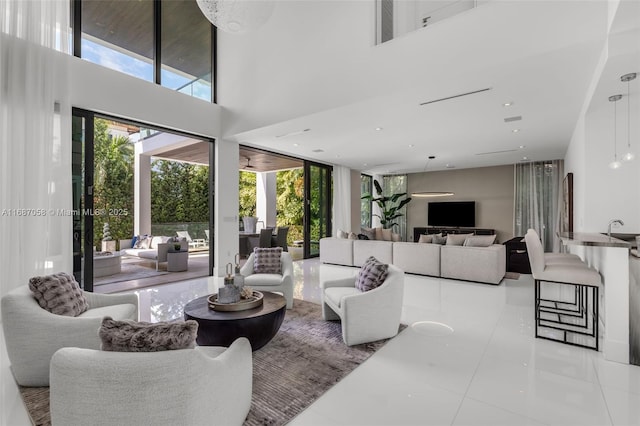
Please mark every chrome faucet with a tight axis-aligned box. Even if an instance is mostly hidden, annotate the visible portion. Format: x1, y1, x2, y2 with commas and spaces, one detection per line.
608, 219, 624, 238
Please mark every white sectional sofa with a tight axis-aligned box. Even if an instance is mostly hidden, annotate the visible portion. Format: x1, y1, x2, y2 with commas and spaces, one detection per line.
320, 237, 505, 285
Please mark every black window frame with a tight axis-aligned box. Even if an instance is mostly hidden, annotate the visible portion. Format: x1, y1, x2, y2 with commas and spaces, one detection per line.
72, 0, 217, 103
361, 173, 373, 228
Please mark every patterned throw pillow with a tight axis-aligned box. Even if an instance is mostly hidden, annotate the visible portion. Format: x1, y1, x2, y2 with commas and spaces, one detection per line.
337, 229, 349, 239
99, 317, 198, 352
253, 247, 283, 274
28, 272, 88, 317
355, 256, 389, 292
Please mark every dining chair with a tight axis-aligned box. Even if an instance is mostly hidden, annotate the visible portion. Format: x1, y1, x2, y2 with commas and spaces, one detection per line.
274, 226, 289, 252
259, 228, 273, 248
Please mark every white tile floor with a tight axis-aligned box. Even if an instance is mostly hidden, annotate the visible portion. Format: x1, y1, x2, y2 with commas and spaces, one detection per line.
2, 259, 640, 425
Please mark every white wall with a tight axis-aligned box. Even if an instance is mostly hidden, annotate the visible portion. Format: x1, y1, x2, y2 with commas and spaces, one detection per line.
406, 165, 515, 243
564, 1, 640, 234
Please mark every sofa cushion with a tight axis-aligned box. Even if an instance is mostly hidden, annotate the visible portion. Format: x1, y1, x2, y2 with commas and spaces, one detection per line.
348, 232, 358, 240
432, 234, 446, 245
244, 273, 284, 286
360, 227, 376, 240
253, 247, 283, 274
464, 235, 497, 247
325, 287, 361, 308
28, 272, 88, 317
355, 256, 388, 292
446, 233, 474, 246
99, 316, 198, 352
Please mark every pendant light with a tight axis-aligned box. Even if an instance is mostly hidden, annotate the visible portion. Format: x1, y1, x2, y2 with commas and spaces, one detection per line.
609, 94, 623, 170
621, 72, 637, 162
410, 156, 455, 197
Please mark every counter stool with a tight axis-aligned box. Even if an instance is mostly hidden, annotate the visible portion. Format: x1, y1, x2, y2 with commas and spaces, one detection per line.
525, 229, 601, 351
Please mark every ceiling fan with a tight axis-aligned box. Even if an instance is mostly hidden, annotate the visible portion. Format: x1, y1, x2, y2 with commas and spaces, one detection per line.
243, 157, 255, 169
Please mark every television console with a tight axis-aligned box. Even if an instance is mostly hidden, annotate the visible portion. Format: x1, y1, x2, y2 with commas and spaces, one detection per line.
413, 227, 495, 242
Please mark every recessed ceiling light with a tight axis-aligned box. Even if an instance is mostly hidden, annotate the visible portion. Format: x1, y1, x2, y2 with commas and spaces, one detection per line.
503, 102, 514, 107
445, 164, 455, 168
335, 155, 340, 158
519, 145, 526, 149
375, 127, 383, 131
363, 163, 368, 166
522, 156, 529, 161
312, 149, 324, 153
512, 129, 520, 133
408, 144, 414, 148
293, 143, 299, 147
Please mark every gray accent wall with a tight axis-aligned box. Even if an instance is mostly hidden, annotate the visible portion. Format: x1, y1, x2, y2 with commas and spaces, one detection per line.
406, 165, 515, 243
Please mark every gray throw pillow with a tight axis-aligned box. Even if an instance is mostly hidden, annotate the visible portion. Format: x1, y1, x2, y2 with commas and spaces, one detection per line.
99, 316, 198, 352
253, 247, 283, 274
28, 272, 88, 317
463, 235, 497, 247
360, 227, 376, 240
432, 233, 446, 245
446, 233, 474, 246
355, 256, 389, 292
418, 234, 433, 243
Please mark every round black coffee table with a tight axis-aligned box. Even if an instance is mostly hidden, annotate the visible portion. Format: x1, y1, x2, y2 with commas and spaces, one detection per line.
183, 291, 286, 350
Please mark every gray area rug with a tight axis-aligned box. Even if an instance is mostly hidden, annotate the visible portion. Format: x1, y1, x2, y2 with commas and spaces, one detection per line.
19, 299, 404, 426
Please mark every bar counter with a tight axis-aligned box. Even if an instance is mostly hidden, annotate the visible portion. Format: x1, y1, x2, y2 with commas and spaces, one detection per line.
559, 232, 632, 365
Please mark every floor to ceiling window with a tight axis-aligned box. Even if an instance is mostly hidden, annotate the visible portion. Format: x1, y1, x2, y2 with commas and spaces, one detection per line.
361, 174, 372, 228
74, 0, 215, 102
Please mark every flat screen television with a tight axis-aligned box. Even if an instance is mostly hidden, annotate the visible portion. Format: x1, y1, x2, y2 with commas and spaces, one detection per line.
428, 201, 476, 227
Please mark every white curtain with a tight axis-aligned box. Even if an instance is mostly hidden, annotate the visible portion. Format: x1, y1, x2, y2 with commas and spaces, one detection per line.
0, 0, 72, 299
382, 174, 408, 241
514, 160, 564, 252
333, 165, 352, 235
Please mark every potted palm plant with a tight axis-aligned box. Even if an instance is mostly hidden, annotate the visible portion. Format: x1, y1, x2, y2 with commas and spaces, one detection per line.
361, 179, 412, 230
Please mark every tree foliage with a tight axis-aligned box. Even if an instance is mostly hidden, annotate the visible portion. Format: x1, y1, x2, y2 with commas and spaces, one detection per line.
93, 119, 134, 244
151, 159, 209, 223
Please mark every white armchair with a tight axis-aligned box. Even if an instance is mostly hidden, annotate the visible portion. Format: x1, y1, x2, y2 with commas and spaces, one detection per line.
321, 264, 404, 346
1, 285, 138, 386
240, 251, 294, 309
50, 337, 252, 426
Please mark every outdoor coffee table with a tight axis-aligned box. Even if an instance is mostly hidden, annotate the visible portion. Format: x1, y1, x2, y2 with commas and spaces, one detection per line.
183, 291, 286, 350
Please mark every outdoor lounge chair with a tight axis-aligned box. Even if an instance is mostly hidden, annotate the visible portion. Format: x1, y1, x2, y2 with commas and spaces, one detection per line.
176, 231, 206, 248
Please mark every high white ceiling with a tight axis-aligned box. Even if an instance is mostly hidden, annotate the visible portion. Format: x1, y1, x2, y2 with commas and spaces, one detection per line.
224, 1, 636, 175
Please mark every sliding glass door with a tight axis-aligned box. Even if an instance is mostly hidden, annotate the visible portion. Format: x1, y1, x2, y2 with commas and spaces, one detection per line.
72, 109, 215, 291
304, 162, 332, 258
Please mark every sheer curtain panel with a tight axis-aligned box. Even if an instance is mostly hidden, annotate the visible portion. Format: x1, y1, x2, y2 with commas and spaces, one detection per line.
0, 0, 72, 300
333, 165, 352, 235
514, 160, 564, 252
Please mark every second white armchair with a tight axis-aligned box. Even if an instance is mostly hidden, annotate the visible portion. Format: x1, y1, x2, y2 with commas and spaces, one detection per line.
321, 263, 404, 346
241, 251, 294, 309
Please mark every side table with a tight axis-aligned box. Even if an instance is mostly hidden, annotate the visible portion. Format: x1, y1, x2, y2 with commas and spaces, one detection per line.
167, 251, 188, 272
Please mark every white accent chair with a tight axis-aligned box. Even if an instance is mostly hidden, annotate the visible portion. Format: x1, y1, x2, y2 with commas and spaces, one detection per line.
50, 337, 252, 426
1, 285, 138, 386
524, 229, 601, 350
240, 251, 294, 309
321, 264, 404, 346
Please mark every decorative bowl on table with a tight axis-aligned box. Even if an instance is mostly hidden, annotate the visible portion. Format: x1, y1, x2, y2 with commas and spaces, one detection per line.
208, 291, 264, 312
